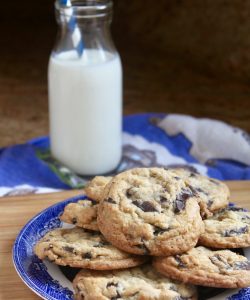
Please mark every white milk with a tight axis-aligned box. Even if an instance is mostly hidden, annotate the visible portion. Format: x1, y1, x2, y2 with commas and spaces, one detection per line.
48, 50, 122, 175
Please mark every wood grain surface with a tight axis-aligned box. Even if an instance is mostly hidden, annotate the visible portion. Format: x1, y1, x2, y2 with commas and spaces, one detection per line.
0, 181, 250, 299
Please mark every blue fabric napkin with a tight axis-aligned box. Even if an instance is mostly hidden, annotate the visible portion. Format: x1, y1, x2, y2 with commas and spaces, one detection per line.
0, 113, 250, 196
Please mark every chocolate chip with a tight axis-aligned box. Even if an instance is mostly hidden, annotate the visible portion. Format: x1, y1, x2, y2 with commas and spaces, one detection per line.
160, 196, 168, 203
88, 199, 98, 205
107, 282, 122, 300
82, 252, 92, 259
174, 255, 186, 268
132, 200, 157, 212
76, 285, 81, 293
209, 255, 230, 269
94, 241, 110, 247
217, 255, 225, 262
174, 200, 185, 213
234, 261, 250, 270
174, 188, 193, 213
174, 176, 181, 180
190, 172, 197, 177
153, 226, 169, 236
207, 199, 213, 208
212, 255, 250, 270
169, 285, 177, 292
195, 187, 209, 196
209, 256, 219, 266
106, 282, 119, 288
110, 289, 122, 300
189, 186, 209, 197
210, 255, 223, 263
136, 242, 150, 254
228, 206, 246, 212
84, 229, 99, 235
63, 246, 75, 253
104, 197, 116, 204
126, 188, 134, 198
188, 186, 197, 195
72, 217, 77, 224
224, 226, 248, 237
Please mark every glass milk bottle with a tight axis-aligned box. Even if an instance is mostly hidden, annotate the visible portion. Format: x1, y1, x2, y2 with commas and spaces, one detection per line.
48, 0, 122, 175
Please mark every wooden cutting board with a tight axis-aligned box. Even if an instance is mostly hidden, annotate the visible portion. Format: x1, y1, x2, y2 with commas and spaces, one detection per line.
0, 181, 249, 299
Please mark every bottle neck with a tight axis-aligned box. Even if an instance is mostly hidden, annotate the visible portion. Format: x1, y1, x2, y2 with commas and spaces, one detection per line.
55, 0, 113, 27
53, 0, 115, 55
56, 11, 112, 34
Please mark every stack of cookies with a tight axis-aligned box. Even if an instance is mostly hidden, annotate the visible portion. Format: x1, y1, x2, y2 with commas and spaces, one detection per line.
34, 167, 250, 299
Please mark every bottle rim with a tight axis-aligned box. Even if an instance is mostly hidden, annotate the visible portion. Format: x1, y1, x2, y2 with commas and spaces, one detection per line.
55, 0, 113, 18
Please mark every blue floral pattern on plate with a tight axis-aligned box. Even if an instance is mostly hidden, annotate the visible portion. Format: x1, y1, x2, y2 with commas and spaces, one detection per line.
13, 195, 250, 300
13, 194, 87, 300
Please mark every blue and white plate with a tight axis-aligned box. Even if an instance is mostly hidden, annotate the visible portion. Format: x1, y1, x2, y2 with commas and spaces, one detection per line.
13, 195, 250, 300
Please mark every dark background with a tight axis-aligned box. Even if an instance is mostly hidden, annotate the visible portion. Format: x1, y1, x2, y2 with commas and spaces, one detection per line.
1, 0, 250, 146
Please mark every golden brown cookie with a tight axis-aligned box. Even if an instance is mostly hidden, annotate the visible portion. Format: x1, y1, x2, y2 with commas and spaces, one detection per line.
60, 198, 99, 231
199, 206, 250, 248
98, 167, 204, 256
34, 227, 147, 270
85, 176, 112, 201
153, 246, 250, 288
73, 265, 197, 300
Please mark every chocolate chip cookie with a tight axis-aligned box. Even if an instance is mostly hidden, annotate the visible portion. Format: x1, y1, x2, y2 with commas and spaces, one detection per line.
85, 176, 112, 201
60, 198, 99, 231
73, 265, 197, 300
97, 168, 204, 256
153, 246, 250, 288
199, 205, 250, 248
34, 227, 147, 270
170, 168, 230, 217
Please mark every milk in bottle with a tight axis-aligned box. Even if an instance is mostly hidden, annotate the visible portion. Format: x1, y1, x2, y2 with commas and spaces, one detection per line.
49, 0, 122, 175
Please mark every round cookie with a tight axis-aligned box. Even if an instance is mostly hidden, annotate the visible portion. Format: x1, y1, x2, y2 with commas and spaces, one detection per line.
170, 168, 230, 217
153, 246, 250, 288
199, 206, 250, 248
85, 176, 112, 202
60, 198, 99, 231
73, 265, 197, 300
97, 167, 204, 256
34, 227, 147, 270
